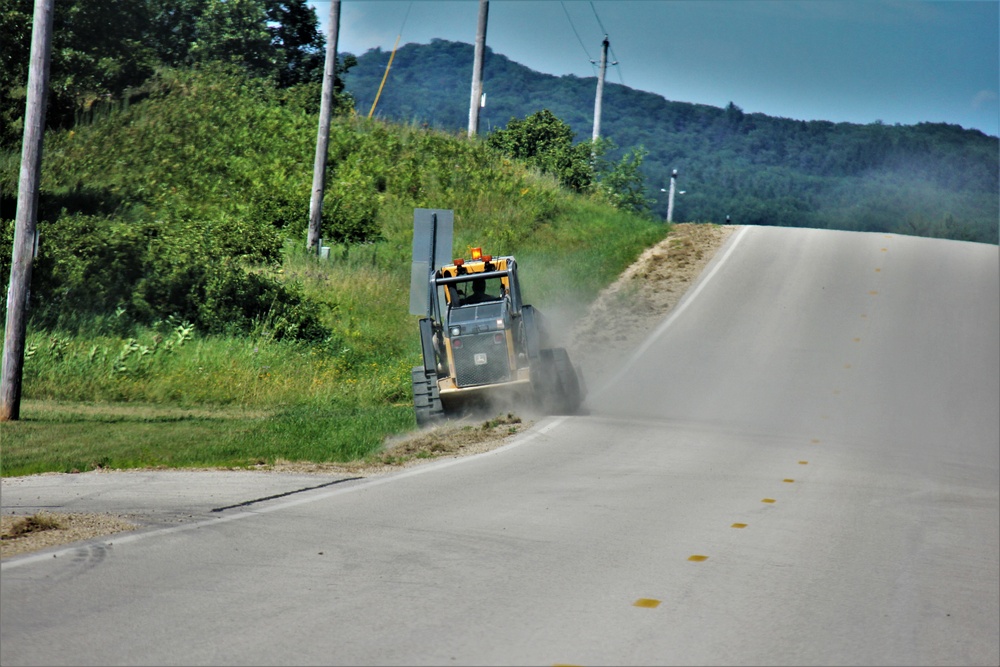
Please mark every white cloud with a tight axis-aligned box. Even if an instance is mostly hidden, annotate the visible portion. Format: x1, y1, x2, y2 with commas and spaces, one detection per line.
971, 89, 999, 110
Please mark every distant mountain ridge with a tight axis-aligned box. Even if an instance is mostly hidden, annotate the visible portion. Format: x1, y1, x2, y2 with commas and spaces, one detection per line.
343, 39, 998, 244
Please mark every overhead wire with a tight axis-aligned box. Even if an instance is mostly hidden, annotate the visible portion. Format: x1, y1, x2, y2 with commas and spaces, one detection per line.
589, 1, 625, 85
561, 1, 598, 73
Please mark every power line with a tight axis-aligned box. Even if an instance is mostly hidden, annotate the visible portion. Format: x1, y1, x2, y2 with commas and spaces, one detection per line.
588, 1, 608, 35
561, 1, 596, 71
589, 2, 624, 85
397, 1, 413, 38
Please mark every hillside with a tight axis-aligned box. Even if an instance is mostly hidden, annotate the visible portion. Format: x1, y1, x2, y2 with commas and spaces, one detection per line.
344, 39, 999, 244
1, 62, 672, 334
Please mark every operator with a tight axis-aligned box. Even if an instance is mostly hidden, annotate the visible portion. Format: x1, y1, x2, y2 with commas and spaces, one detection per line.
462, 278, 497, 305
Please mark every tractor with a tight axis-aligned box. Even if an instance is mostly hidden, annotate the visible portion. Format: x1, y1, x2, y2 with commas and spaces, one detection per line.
408, 209, 584, 426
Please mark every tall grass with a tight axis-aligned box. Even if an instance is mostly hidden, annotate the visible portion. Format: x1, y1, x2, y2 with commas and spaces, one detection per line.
1, 71, 669, 477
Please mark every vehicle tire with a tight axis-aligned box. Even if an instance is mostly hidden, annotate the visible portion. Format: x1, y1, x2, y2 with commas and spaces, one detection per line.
551, 347, 582, 414
412, 366, 444, 427
531, 349, 558, 412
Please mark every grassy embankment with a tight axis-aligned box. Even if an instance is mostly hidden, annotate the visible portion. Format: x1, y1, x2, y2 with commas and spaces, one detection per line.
0, 69, 668, 476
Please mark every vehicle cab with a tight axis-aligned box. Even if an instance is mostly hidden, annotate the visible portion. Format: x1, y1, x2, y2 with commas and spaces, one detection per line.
429, 248, 529, 390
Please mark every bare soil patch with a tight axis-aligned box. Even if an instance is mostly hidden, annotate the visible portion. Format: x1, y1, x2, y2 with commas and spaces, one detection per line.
1, 511, 137, 559
1, 223, 736, 559
569, 222, 736, 386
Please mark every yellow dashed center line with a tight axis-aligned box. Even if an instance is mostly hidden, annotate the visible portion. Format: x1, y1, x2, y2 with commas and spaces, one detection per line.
633, 598, 661, 608
688, 555, 709, 562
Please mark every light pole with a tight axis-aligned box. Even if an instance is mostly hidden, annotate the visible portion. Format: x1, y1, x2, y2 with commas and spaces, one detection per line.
662, 169, 678, 223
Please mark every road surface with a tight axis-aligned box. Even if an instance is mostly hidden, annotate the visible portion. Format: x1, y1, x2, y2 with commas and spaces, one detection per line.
2, 226, 997, 666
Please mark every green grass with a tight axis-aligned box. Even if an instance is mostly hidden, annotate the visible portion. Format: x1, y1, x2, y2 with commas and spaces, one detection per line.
0, 400, 414, 476
1, 197, 666, 477
0, 72, 670, 477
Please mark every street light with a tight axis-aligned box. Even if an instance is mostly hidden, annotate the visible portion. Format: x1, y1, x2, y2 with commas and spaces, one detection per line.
664, 169, 679, 222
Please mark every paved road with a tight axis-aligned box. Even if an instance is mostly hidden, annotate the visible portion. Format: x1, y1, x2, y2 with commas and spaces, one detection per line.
2, 226, 997, 666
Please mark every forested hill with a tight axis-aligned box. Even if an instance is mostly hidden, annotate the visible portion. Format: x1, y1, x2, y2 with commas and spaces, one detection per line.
343, 39, 998, 244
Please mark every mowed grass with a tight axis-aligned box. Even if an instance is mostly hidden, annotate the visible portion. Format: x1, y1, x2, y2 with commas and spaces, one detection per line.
1, 400, 414, 476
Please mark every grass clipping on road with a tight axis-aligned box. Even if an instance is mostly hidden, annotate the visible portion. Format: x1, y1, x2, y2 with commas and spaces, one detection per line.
1, 512, 137, 560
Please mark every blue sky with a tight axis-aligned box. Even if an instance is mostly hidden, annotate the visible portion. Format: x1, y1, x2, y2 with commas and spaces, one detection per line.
307, 1, 1000, 137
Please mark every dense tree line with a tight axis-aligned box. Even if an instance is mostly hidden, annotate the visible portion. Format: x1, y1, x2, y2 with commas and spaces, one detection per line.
0, 0, 354, 150
0, 0, 352, 338
345, 39, 998, 243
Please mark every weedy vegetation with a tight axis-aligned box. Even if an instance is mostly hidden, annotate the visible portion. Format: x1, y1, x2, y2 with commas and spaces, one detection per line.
1, 65, 667, 477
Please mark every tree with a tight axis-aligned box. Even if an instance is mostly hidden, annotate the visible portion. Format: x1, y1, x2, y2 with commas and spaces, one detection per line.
486, 110, 652, 213
595, 143, 653, 215
189, 0, 274, 77
0, 0, 333, 151
145, 0, 210, 68
266, 0, 326, 87
1, 0, 156, 147
486, 109, 595, 192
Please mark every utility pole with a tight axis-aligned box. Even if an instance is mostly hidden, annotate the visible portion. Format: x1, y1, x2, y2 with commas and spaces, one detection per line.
307, 0, 341, 253
666, 169, 678, 223
2, 0, 53, 422
591, 35, 609, 142
467, 0, 489, 138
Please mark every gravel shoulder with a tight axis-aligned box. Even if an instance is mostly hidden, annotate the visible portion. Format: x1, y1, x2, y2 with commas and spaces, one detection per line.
1, 223, 737, 559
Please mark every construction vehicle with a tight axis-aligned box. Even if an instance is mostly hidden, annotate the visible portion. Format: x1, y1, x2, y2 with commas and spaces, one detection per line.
409, 209, 584, 426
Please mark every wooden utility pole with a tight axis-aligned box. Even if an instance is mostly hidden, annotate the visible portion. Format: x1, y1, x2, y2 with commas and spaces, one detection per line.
307, 0, 341, 253
2, 0, 53, 422
467, 0, 488, 137
591, 35, 609, 142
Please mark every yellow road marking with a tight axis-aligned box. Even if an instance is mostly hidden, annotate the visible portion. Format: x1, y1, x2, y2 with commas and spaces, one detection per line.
688, 555, 709, 562
633, 598, 661, 608
762, 498, 776, 503
731, 523, 748, 528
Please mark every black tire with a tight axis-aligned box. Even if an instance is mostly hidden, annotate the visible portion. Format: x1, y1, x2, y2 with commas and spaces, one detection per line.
551, 347, 582, 414
531, 348, 582, 415
412, 366, 444, 427
530, 349, 558, 413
